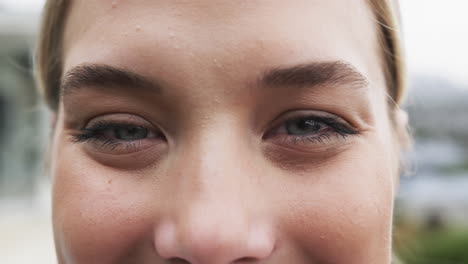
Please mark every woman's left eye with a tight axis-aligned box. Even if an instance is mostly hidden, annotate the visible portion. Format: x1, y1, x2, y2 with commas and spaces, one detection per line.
284, 118, 329, 136
265, 114, 359, 146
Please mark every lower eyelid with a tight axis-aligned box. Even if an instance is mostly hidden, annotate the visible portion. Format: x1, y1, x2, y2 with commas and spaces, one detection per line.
287, 132, 332, 143
272, 129, 352, 148
86, 137, 162, 155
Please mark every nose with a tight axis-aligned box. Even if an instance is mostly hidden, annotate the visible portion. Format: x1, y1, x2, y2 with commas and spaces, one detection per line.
153, 136, 275, 264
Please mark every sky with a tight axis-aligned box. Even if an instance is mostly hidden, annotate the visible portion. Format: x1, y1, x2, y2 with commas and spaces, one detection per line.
1, 0, 467, 87
400, 0, 468, 87
0, 0, 44, 12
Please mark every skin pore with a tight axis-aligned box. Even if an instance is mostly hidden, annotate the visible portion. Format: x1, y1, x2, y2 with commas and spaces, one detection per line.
50, 0, 405, 263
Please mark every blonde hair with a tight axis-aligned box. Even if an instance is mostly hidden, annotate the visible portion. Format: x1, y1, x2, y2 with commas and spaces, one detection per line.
368, 0, 406, 106
35, 0, 406, 109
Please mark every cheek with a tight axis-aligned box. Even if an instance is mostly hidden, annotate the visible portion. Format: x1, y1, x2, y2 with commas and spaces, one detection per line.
277, 142, 395, 263
51, 138, 156, 262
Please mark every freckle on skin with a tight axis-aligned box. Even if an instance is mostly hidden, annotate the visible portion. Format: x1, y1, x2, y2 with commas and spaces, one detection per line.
136, 25, 141, 32
108, 179, 112, 184
111, 0, 117, 8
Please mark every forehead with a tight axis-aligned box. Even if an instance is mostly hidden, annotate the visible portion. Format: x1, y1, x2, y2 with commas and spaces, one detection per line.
63, 0, 382, 88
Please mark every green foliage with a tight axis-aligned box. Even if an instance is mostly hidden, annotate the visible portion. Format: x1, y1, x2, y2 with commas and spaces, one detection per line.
396, 229, 468, 264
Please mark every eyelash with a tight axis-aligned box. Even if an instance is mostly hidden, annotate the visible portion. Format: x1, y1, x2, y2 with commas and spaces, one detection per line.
266, 115, 360, 145
72, 115, 359, 153
72, 121, 163, 151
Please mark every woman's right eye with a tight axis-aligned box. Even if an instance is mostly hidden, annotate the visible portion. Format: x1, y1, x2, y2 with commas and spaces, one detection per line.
71, 117, 166, 155
94, 124, 150, 141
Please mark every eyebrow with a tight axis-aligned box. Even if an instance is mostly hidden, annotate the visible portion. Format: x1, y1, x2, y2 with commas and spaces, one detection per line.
61, 60, 368, 97
61, 64, 162, 97
260, 61, 369, 89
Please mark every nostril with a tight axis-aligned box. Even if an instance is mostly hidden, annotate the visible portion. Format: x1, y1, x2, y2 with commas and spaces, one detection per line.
233, 257, 258, 263
168, 257, 191, 264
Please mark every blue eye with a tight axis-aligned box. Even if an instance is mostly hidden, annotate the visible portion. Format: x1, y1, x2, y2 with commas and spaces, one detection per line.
74, 123, 153, 143
111, 126, 148, 141
285, 118, 325, 135
71, 115, 166, 155
71, 119, 166, 151
265, 114, 360, 146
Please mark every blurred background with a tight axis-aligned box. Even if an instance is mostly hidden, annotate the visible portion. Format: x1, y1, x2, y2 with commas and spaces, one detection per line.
0, 0, 467, 263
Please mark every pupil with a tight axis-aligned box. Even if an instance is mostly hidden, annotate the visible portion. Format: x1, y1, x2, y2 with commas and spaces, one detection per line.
116, 126, 148, 140
287, 118, 321, 135
297, 119, 308, 130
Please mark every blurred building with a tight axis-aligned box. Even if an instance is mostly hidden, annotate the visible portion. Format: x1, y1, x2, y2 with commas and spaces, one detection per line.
0, 3, 48, 198
0, 3, 55, 264
396, 76, 468, 229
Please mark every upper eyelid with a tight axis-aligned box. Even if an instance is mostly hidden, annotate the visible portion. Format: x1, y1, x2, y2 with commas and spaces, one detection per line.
85, 121, 148, 130
268, 109, 341, 125
265, 111, 347, 132
82, 113, 157, 129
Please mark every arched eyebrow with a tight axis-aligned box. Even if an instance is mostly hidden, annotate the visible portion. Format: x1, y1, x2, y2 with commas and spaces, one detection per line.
60, 64, 162, 97
260, 61, 369, 89
60, 60, 368, 98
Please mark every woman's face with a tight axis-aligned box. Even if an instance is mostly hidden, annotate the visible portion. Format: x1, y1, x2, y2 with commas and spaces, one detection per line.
51, 0, 401, 263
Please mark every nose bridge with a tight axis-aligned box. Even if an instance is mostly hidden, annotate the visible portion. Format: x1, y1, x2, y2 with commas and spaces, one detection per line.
176, 114, 251, 201
154, 117, 275, 263
176, 137, 250, 236
175, 115, 251, 234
